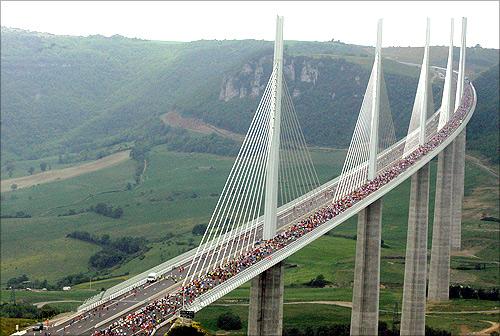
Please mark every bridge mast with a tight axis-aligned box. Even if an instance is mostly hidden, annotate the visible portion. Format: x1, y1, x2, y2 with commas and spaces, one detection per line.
438, 19, 454, 129
263, 15, 284, 240
419, 18, 430, 145
400, 18, 431, 336
451, 17, 467, 251
248, 16, 285, 336
350, 19, 384, 336
428, 18, 455, 302
368, 19, 383, 180
455, 18, 467, 110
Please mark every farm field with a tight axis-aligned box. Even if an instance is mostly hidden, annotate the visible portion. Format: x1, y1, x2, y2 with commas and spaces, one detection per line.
0, 145, 498, 335
0, 150, 131, 192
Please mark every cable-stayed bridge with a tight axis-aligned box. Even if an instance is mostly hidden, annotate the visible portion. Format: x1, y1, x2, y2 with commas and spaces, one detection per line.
23, 16, 475, 336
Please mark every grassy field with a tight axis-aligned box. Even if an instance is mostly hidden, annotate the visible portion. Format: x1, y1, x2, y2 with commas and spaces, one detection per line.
0, 146, 347, 283
1, 144, 498, 335
0, 317, 35, 336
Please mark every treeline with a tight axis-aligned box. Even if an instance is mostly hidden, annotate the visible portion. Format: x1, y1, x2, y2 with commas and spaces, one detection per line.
57, 203, 123, 218
6, 274, 70, 291
6, 274, 45, 290
90, 203, 123, 218
449, 285, 499, 301
1, 211, 31, 218
5, 272, 128, 291
66, 231, 148, 269
283, 322, 451, 336
466, 64, 499, 164
0, 302, 59, 320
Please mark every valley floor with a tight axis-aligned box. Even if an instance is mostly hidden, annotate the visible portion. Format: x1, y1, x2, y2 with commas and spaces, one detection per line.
0, 145, 498, 335
1, 150, 130, 192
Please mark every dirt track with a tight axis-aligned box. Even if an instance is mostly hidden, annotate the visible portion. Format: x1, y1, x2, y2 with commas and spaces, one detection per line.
1, 150, 131, 192
160, 111, 243, 141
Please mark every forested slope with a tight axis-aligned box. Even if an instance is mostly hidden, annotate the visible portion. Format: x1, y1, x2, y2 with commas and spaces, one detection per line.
467, 64, 499, 162
1, 27, 498, 165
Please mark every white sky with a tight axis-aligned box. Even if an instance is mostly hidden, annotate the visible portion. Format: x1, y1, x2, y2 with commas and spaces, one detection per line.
1, 1, 499, 48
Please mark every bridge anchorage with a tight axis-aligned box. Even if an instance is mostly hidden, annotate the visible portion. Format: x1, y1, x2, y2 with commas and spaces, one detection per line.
54, 15, 476, 336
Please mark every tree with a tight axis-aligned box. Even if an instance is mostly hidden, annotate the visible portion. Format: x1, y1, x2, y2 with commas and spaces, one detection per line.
40, 162, 47, 171
100, 234, 110, 245
167, 324, 208, 336
5, 162, 15, 177
306, 274, 329, 288
10, 184, 17, 191
28, 167, 35, 175
216, 311, 242, 330
192, 223, 208, 236
112, 207, 123, 218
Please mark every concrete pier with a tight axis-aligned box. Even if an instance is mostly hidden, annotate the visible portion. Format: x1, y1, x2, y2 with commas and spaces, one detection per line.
451, 129, 466, 251
428, 144, 454, 301
350, 198, 383, 336
248, 262, 284, 336
400, 164, 430, 336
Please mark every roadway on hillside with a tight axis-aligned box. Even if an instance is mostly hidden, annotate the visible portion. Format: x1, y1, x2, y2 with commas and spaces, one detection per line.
1, 151, 131, 193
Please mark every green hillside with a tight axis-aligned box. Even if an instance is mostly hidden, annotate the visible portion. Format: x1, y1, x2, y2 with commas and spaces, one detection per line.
1, 145, 498, 336
1, 27, 498, 167
1, 28, 499, 336
467, 64, 500, 162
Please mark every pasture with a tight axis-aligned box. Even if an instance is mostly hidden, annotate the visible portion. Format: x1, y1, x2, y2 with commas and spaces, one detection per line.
0, 144, 498, 335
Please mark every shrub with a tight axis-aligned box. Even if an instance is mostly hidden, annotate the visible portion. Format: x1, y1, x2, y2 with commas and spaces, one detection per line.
216, 311, 242, 330
306, 274, 331, 288
167, 322, 208, 336
192, 223, 208, 236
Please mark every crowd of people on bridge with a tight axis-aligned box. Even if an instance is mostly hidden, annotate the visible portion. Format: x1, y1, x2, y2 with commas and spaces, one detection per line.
91, 84, 473, 336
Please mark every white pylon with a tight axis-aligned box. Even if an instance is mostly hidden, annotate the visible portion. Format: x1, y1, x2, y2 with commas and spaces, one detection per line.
419, 18, 431, 145
438, 18, 454, 130
263, 15, 284, 240
403, 18, 432, 157
368, 19, 383, 180
454, 17, 467, 111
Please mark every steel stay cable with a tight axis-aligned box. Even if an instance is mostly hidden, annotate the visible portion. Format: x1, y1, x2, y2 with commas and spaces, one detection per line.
281, 102, 301, 201
183, 95, 266, 286
202, 70, 275, 275
219, 102, 272, 267
200, 79, 274, 279
189, 74, 274, 282
282, 95, 308, 197
283, 82, 319, 192
212, 73, 275, 268
230, 119, 271, 260
334, 71, 373, 201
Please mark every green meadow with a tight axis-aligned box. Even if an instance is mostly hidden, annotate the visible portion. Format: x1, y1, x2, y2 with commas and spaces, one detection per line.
1, 145, 498, 335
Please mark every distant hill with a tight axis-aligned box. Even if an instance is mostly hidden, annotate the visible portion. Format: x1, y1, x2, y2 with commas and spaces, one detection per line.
384, 45, 499, 76
1, 27, 498, 164
466, 64, 499, 163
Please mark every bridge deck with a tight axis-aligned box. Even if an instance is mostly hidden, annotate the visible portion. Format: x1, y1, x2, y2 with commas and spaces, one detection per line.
26, 81, 476, 336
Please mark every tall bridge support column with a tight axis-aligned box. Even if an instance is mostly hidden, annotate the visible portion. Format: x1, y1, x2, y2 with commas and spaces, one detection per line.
451, 18, 468, 252
451, 129, 466, 251
248, 262, 284, 336
400, 164, 430, 336
428, 143, 454, 301
350, 198, 382, 336
248, 15, 285, 336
